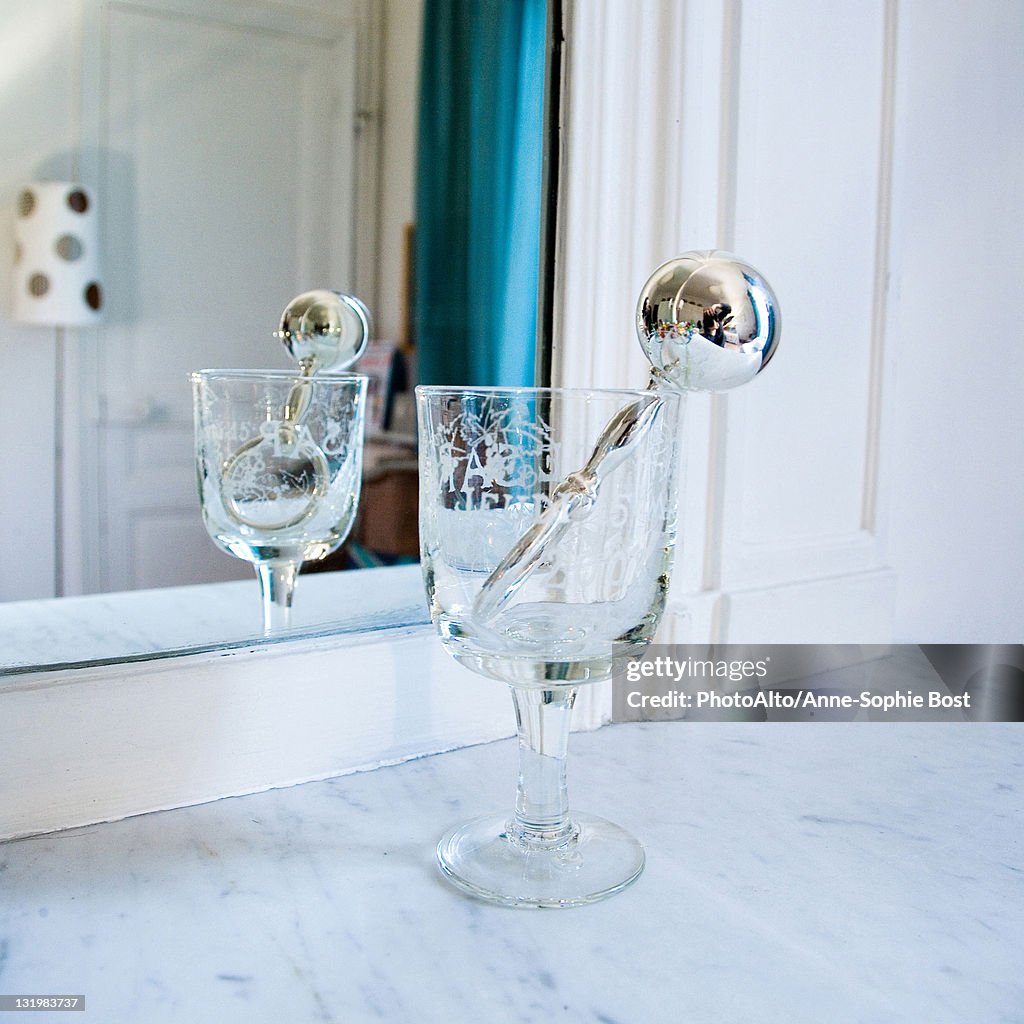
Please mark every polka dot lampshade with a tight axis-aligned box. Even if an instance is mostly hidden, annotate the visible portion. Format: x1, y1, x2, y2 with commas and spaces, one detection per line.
13, 182, 104, 325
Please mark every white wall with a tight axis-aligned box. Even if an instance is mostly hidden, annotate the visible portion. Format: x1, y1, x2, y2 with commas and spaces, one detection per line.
375, 0, 423, 345
556, 0, 1022, 644
0, 0, 78, 600
884, 0, 1024, 641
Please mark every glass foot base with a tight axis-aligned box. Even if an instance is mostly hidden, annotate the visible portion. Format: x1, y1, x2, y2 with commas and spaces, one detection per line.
436, 812, 645, 908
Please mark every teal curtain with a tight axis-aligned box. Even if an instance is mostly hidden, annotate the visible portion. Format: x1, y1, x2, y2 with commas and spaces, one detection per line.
415, 0, 547, 387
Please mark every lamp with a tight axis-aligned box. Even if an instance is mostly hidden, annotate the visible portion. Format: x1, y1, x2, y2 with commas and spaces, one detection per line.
13, 181, 103, 325
12, 181, 105, 598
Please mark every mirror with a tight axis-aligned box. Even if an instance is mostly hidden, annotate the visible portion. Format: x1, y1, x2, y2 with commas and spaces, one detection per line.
0, 0, 557, 672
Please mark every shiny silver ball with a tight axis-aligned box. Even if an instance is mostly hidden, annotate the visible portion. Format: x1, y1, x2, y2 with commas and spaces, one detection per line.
636, 250, 780, 391
276, 290, 371, 373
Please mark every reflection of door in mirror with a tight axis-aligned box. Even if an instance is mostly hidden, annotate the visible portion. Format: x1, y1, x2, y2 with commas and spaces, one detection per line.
0, 0, 409, 600
92, 3, 371, 594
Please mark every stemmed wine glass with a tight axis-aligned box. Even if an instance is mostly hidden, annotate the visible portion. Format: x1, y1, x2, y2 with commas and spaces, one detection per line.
417, 386, 683, 907
192, 369, 367, 631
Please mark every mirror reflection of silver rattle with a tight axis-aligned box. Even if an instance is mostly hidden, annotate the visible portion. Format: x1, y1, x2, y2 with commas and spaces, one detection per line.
275, 289, 371, 375
472, 250, 781, 621
218, 291, 370, 532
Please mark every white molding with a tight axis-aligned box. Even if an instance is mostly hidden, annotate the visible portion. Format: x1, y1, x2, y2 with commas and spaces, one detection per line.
553, 0, 682, 394
862, 0, 898, 538
662, 569, 898, 645
723, 568, 898, 644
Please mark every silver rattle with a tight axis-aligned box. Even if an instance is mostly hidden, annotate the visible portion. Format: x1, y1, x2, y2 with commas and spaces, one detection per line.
473, 250, 781, 620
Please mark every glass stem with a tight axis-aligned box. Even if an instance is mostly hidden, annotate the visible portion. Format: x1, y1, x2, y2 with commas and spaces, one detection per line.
509, 685, 578, 845
255, 560, 300, 632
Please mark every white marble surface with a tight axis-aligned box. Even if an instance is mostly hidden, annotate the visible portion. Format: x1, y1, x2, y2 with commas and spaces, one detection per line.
0, 565, 428, 673
1, 722, 1021, 1023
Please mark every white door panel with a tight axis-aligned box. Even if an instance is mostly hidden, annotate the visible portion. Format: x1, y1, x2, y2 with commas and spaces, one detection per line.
723, 0, 890, 586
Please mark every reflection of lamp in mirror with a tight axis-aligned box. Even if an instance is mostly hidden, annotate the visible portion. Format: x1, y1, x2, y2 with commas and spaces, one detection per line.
12, 182, 104, 325
12, 181, 105, 599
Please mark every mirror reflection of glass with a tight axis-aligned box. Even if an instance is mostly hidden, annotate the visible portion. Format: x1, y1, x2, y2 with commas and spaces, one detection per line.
0, 0, 554, 669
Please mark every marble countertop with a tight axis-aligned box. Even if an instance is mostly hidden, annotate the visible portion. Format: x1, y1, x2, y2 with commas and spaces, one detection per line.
1, 722, 1021, 1023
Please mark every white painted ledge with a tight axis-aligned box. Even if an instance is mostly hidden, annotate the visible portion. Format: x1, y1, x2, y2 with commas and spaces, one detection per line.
0, 565, 610, 842
0, 621, 511, 842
